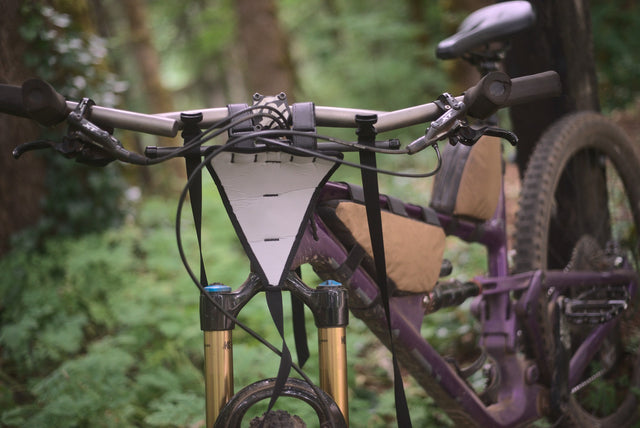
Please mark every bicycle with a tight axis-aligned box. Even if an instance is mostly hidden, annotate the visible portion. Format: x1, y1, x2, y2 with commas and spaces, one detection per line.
2, 2, 639, 427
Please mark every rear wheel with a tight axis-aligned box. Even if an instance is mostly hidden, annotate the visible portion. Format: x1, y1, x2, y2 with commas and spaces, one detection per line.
514, 112, 640, 427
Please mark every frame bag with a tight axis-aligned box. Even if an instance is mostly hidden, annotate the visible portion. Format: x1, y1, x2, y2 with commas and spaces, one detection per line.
430, 135, 502, 221
318, 184, 446, 294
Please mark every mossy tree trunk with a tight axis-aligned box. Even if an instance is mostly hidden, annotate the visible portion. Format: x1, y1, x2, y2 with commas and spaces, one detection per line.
0, 0, 45, 255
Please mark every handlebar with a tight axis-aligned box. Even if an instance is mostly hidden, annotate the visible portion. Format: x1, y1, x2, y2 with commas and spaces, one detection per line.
0, 71, 560, 134
0, 71, 560, 163
155, 71, 560, 134
0, 79, 180, 137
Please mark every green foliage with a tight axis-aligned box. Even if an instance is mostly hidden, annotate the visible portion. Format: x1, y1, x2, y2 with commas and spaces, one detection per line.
14, 2, 129, 248
148, 0, 235, 92
11, 154, 126, 250
591, 2, 640, 111
279, 0, 449, 110
19, 2, 126, 105
144, 392, 204, 427
0, 196, 206, 427
7, 343, 136, 427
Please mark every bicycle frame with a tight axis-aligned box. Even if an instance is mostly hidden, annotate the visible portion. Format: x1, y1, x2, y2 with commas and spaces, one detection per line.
298, 179, 547, 427
199, 157, 639, 427
308, 177, 638, 426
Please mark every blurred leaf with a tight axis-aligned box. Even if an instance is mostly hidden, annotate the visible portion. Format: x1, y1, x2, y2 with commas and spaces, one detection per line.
145, 392, 204, 427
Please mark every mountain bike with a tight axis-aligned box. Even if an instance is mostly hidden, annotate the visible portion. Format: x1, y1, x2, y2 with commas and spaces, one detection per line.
2, 2, 639, 427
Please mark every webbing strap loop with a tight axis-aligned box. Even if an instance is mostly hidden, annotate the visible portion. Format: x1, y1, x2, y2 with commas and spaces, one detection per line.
265, 289, 293, 415
292, 267, 310, 368
356, 114, 412, 428
182, 113, 208, 288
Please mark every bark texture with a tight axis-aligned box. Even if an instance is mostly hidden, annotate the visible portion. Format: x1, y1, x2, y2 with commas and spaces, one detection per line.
0, 0, 45, 255
505, 0, 599, 175
234, 0, 296, 97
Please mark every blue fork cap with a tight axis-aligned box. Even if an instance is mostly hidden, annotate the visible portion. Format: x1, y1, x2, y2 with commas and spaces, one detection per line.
204, 284, 232, 293
319, 280, 342, 287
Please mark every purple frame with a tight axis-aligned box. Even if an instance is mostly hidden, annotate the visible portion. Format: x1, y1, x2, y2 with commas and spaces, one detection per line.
290, 181, 639, 426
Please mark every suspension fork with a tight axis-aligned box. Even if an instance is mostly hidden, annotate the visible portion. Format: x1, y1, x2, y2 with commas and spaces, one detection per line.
200, 272, 350, 426
200, 276, 262, 427
285, 274, 350, 425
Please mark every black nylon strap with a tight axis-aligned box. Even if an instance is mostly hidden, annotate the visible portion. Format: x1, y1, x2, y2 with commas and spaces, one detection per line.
357, 115, 412, 428
182, 114, 208, 288
337, 244, 367, 282
186, 155, 208, 287
292, 268, 310, 368
265, 289, 293, 414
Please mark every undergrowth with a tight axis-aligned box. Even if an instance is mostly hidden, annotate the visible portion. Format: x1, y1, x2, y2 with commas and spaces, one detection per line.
0, 196, 206, 427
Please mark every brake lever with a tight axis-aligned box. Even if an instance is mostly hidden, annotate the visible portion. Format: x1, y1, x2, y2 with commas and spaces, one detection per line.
12, 140, 58, 159
12, 135, 96, 160
67, 98, 121, 150
66, 97, 149, 165
12, 135, 117, 166
407, 93, 465, 154
12, 98, 121, 166
485, 127, 518, 146
449, 123, 518, 147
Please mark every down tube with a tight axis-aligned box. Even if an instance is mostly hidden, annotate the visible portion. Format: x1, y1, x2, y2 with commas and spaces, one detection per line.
293, 216, 537, 428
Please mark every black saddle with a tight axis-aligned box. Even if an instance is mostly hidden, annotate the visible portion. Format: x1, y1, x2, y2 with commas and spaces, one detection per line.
436, 1, 535, 60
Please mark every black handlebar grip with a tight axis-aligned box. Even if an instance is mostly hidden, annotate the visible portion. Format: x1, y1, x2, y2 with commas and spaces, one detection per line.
0, 83, 30, 118
22, 79, 69, 126
463, 71, 512, 119
505, 71, 562, 106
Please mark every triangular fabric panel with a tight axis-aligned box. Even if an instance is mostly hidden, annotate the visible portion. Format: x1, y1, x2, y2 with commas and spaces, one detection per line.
210, 151, 337, 286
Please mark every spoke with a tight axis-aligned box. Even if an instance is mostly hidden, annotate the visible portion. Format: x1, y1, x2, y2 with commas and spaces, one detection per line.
571, 366, 607, 394
569, 322, 616, 388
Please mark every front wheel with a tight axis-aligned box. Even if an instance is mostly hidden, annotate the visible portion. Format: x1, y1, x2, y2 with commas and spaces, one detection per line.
214, 377, 346, 428
514, 112, 640, 427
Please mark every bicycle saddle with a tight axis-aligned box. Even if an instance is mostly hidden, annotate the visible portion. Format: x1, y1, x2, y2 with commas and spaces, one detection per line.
436, 1, 535, 60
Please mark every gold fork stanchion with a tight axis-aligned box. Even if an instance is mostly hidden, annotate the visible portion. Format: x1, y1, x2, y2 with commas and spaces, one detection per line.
204, 329, 233, 426
318, 325, 349, 425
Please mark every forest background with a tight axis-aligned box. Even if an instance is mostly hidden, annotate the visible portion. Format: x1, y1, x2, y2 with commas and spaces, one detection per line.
1, 0, 639, 426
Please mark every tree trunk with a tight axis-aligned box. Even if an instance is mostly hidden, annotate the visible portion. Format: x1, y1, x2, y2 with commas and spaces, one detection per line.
505, 0, 599, 175
0, 0, 45, 255
119, 0, 184, 185
505, 0, 604, 261
119, 0, 174, 114
234, 0, 296, 98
